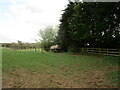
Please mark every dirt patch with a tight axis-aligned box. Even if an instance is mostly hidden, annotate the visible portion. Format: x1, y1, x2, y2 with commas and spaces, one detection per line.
2, 67, 118, 88
60, 66, 69, 72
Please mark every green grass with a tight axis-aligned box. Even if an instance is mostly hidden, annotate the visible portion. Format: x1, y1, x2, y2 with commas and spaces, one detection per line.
3, 49, 105, 72
2, 49, 119, 88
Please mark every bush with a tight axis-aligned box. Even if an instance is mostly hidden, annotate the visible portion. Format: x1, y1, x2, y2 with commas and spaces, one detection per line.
38, 26, 58, 51
68, 46, 79, 53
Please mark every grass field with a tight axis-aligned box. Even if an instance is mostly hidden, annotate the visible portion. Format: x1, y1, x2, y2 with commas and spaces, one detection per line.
2, 49, 120, 88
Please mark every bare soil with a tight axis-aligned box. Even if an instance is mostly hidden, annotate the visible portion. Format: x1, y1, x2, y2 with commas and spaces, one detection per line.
2, 67, 118, 88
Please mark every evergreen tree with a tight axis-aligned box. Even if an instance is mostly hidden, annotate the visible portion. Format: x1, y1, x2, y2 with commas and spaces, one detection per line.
57, 2, 120, 52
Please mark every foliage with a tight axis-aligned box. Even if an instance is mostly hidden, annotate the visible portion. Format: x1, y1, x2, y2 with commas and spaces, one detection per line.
38, 26, 58, 51
68, 45, 79, 53
57, 2, 120, 52
2, 41, 40, 49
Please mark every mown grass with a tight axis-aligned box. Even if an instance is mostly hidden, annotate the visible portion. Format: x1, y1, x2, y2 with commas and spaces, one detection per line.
2, 49, 119, 88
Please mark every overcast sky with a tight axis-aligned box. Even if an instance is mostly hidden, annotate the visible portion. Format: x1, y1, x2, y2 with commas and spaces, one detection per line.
0, 0, 68, 43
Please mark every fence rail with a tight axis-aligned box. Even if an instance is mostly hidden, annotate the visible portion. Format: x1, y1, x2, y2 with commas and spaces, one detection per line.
4, 47, 51, 52
3, 47, 120, 56
80, 48, 120, 56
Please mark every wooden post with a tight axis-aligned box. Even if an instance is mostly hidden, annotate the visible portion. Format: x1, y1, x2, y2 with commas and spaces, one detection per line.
119, 49, 120, 56
107, 48, 108, 56
81, 48, 83, 52
99, 48, 100, 54
82, 48, 83, 51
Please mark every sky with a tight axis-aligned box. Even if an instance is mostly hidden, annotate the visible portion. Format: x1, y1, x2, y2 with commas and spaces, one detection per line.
0, 0, 68, 43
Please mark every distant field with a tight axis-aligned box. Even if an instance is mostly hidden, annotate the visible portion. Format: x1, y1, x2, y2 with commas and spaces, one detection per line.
2, 49, 120, 88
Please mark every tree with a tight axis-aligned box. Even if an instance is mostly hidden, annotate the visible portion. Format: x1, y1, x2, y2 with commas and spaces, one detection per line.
57, 2, 76, 51
38, 26, 58, 51
57, 2, 120, 52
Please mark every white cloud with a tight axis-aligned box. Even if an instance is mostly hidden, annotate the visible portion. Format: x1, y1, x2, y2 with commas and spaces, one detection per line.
6, 0, 67, 24
0, 0, 68, 43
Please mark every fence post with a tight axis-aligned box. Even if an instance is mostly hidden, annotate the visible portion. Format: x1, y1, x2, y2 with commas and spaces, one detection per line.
81, 48, 83, 52
107, 48, 108, 56
99, 48, 100, 54
118, 49, 120, 56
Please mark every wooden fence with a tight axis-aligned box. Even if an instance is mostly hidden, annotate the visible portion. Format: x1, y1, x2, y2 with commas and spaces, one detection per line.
5, 47, 50, 52
80, 48, 120, 56
4, 47, 120, 56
